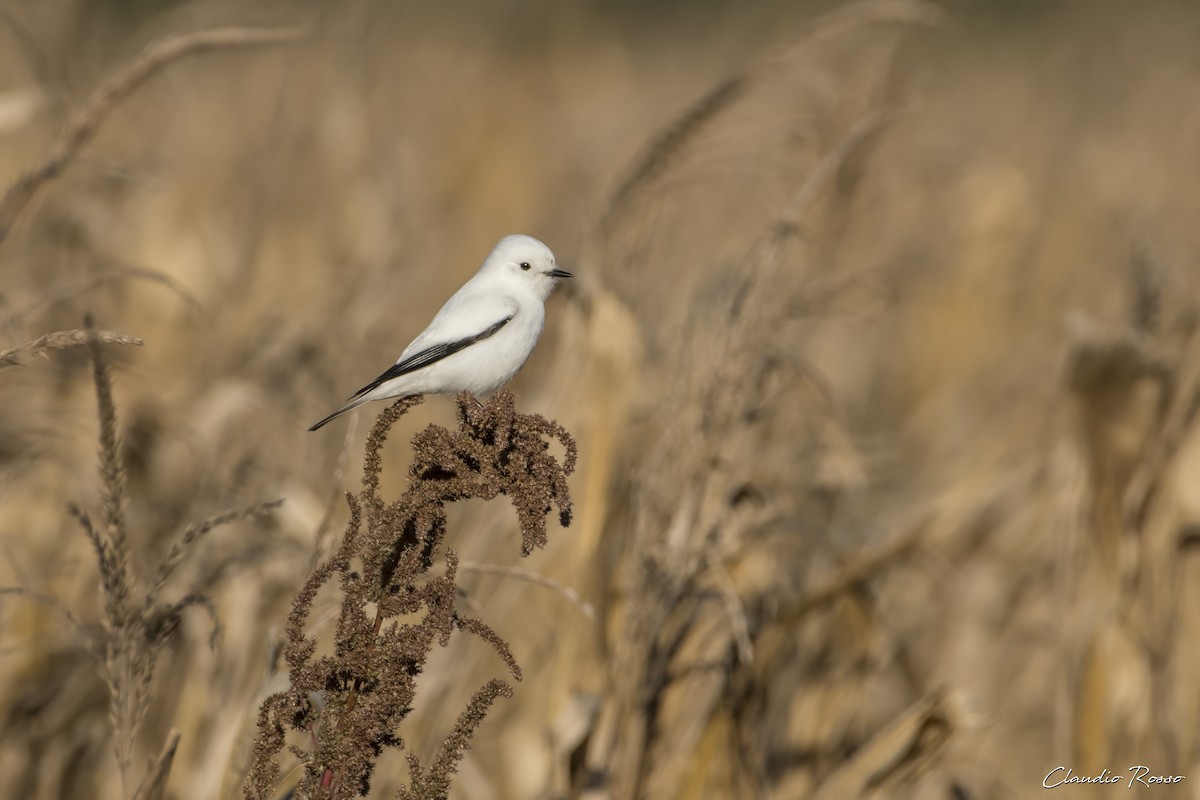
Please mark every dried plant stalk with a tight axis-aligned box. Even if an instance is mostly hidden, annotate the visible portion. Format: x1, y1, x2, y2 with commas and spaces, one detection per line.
245, 391, 575, 800
62, 319, 282, 797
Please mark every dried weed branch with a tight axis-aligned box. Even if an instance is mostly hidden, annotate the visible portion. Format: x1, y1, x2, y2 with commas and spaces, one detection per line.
590, 4, 945, 796
603, 105, 912, 800
0, 25, 306, 241
599, 0, 941, 238
1059, 257, 1200, 775
246, 390, 575, 800
63, 320, 281, 798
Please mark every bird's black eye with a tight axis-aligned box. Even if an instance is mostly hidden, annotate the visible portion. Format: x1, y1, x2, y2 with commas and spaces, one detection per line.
519, 261, 531, 271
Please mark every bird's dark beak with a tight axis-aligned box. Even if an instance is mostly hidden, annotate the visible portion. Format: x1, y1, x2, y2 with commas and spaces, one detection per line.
548, 268, 573, 279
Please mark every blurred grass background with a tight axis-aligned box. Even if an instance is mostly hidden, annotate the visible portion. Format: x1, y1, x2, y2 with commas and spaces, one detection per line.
3, 0, 1200, 797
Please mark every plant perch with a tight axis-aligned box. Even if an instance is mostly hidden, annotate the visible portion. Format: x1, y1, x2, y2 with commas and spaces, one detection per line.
246, 391, 576, 799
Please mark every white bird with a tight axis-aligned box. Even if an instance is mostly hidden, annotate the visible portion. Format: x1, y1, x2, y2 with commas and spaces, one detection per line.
309, 234, 572, 431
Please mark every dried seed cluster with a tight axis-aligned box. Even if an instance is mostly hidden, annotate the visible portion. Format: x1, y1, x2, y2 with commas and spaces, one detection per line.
246, 391, 575, 799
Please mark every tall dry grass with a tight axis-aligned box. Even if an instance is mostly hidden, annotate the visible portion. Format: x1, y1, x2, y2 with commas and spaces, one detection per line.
3, 0, 1200, 798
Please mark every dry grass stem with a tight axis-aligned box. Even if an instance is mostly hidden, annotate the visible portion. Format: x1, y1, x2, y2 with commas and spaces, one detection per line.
0, 25, 307, 241
131, 729, 181, 800
458, 561, 595, 621
600, 0, 938, 237
0, 586, 89, 645
0, 265, 201, 330
0, 328, 143, 367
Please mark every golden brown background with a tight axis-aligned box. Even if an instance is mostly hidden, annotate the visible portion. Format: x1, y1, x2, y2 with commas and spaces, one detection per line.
2, 0, 1200, 797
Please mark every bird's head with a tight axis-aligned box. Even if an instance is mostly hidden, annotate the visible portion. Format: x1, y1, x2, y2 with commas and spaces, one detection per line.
481, 234, 572, 301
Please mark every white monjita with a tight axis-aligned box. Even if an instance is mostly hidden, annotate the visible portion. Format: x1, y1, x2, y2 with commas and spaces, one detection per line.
310, 234, 572, 431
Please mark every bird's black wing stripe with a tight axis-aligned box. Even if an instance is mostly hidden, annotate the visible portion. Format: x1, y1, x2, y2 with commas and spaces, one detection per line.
347, 314, 515, 400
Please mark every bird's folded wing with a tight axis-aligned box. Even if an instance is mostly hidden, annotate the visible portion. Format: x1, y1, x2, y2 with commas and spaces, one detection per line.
348, 302, 517, 400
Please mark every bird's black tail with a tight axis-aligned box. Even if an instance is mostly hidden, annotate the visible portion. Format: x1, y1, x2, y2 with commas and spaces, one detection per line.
308, 396, 370, 431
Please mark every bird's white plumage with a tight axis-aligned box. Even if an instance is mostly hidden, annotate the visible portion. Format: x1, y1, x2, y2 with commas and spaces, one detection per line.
309, 234, 570, 431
